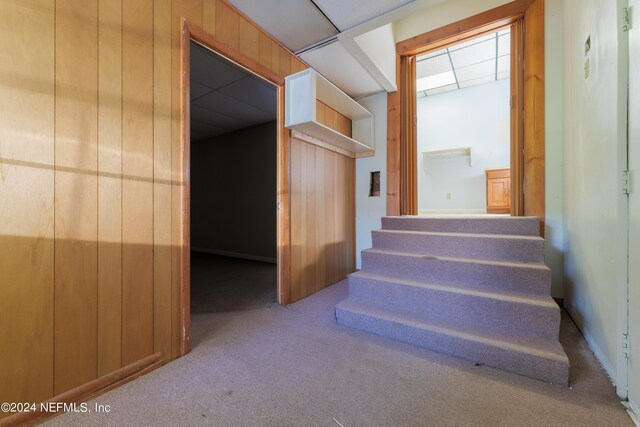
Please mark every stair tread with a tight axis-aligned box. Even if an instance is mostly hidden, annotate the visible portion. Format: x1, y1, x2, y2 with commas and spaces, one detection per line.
349, 271, 558, 308
363, 248, 549, 270
336, 299, 568, 363
373, 229, 544, 241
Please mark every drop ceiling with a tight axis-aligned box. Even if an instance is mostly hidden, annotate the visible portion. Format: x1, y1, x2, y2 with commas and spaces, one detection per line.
190, 42, 276, 142
416, 28, 511, 97
227, 0, 416, 53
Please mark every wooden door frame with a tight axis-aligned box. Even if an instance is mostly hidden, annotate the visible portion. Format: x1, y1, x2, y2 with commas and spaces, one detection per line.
388, 0, 545, 231
179, 19, 291, 355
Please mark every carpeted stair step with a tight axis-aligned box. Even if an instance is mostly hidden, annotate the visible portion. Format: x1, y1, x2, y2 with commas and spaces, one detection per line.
361, 249, 550, 296
335, 299, 569, 384
348, 271, 560, 340
381, 216, 540, 236
372, 229, 544, 262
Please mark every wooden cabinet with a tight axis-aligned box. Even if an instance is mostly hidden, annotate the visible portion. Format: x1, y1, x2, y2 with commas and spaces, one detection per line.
486, 168, 511, 214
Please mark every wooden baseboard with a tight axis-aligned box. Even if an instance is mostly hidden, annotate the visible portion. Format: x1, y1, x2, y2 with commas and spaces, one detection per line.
0, 353, 162, 427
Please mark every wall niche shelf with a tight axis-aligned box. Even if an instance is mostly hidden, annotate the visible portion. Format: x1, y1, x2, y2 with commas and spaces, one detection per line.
285, 69, 374, 156
422, 147, 472, 169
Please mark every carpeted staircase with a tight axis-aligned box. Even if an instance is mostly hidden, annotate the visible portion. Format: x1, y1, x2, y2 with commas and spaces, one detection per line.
335, 216, 569, 384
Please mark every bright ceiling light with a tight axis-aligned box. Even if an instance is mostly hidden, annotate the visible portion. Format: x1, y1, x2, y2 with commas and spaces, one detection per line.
416, 71, 456, 92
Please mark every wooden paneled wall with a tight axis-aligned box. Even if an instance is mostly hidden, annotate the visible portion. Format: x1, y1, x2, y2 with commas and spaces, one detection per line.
316, 100, 352, 138
290, 136, 356, 302
0, 0, 354, 417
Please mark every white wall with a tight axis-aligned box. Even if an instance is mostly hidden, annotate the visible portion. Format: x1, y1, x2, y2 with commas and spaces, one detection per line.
561, 0, 628, 393
417, 80, 510, 213
191, 122, 277, 262
355, 92, 388, 269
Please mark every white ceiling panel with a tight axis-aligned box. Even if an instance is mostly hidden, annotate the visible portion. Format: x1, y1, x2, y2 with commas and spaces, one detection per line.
449, 39, 496, 69
455, 60, 495, 82
191, 81, 213, 100
416, 28, 511, 96
416, 53, 451, 78
300, 41, 383, 97
226, 0, 338, 52
313, 0, 414, 31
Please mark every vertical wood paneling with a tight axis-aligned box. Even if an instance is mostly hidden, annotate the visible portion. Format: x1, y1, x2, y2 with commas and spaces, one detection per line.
122, 0, 154, 365
154, 0, 173, 364
0, 0, 55, 412
290, 140, 302, 302
239, 17, 259, 62
258, 32, 272, 69
523, 0, 545, 232
172, 0, 202, 358
202, 0, 216, 36
97, 0, 123, 377
54, 0, 99, 395
289, 136, 355, 302
215, 0, 238, 50
1, 0, 357, 412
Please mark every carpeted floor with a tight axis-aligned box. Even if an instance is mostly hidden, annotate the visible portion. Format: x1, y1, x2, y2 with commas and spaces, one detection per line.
44, 264, 632, 426
190, 252, 277, 313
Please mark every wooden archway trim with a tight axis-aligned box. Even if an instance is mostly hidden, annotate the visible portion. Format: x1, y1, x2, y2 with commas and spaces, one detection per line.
388, 0, 545, 235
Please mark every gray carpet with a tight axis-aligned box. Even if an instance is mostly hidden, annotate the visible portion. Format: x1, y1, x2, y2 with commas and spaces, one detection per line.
44, 280, 631, 426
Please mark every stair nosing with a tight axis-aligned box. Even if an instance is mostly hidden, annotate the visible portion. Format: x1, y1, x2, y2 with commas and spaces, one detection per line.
336, 300, 567, 363
362, 248, 549, 270
373, 229, 544, 241
349, 271, 557, 308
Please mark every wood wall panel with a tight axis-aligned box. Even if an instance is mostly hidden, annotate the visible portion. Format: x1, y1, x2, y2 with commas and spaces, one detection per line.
290, 136, 355, 302
523, 0, 545, 232
97, 0, 123, 377
122, 0, 155, 366
1, 0, 357, 416
54, 0, 99, 395
154, 0, 173, 364
316, 100, 353, 138
0, 0, 55, 413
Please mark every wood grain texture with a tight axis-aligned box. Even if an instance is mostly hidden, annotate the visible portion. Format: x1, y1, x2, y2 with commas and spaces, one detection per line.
154, 0, 173, 364
386, 91, 400, 216
396, 0, 533, 55
289, 135, 355, 302
54, 0, 99, 395
215, 0, 238, 50
510, 19, 525, 216
316, 100, 353, 138
239, 17, 259, 62
0, 2, 55, 415
523, 0, 545, 234
122, 0, 154, 366
202, 0, 216, 36
97, 0, 123, 377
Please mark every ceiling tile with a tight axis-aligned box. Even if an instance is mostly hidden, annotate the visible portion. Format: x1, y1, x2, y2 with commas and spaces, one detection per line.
498, 34, 510, 56
450, 39, 496, 69
219, 76, 277, 115
455, 60, 495, 82
190, 43, 246, 89
313, 0, 414, 31
416, 54, 452, 79
450, 32, 495, 50
300, 41, 383, 97
226, 0, 337, 52
497, 71, 510, 80
191, 81, 213, 101
190, 120, 227, 141
193, 91, 275, 125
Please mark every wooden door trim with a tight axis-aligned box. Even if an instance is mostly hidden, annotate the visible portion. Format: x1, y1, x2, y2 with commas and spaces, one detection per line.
389, 0, 544, 229
179, 19, 291, 356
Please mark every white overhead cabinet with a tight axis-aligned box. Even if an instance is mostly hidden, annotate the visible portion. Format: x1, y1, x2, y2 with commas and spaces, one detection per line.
285, 69, 374, 156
